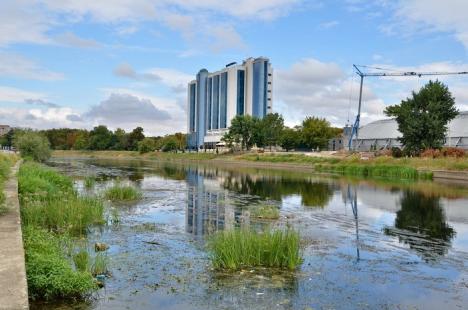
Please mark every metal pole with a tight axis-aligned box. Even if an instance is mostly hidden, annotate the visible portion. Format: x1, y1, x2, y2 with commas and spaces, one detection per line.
356, 75, 364, 142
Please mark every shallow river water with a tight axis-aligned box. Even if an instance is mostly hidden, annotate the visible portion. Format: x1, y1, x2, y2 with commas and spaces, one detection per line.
33, 158, 468, 310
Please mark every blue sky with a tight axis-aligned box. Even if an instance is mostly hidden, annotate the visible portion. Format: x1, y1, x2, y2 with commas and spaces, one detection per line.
1, 0, 468, 135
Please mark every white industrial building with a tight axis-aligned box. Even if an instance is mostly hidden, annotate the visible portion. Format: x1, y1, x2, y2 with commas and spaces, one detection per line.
352, 111, 468, 150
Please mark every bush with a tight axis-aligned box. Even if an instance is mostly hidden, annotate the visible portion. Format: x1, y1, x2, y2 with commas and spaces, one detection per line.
391, 147, 403, 158
14, 130, 51, 162
208, 228, 302, 270
138, 138, 156, 154
442, 147, 465, 158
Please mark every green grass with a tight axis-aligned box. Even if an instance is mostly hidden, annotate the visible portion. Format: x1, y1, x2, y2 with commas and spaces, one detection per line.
84, 176, 96, 189
315, 163, 433, 180
23, 226, 96, 300
104, 184, 142, 201
208, 228, 302, 270
250, 204, 280, 220
240, 153, 340, 165
91, 253, 109, 276
18, 162, 105, 300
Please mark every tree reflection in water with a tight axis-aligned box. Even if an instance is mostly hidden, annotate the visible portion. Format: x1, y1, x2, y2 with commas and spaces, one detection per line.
385, 190, 455, 260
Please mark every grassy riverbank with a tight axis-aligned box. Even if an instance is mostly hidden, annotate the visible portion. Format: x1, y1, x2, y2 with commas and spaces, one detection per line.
53, 150, 468, 180
19, 162, 105, 300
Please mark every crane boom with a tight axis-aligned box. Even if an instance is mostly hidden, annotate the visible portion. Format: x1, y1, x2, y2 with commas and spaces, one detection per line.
348, 64, 468, 150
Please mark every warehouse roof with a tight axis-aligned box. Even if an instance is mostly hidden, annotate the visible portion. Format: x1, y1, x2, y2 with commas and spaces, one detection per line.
358, 111, 468, 140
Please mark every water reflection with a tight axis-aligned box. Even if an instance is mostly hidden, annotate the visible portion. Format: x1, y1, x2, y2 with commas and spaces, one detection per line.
384, 191, 455, 260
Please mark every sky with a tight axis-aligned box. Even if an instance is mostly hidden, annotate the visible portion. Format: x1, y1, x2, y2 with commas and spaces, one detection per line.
1, 0, 468, 135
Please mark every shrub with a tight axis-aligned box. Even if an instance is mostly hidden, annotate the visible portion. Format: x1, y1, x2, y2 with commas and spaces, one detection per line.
391, 147, 403, 158
138, 138, 156, 154
14, 130, 51, 162
208, 228, 302, 270
442, 147, 465, 158
420, 148, 442, 158
104, 184, 142, 201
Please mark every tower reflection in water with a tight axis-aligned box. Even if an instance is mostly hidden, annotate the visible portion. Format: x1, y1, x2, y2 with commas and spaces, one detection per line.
185, 168, 249, 237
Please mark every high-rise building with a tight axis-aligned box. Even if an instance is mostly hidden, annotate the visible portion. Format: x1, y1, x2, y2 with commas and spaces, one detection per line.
187, 57, 273, 150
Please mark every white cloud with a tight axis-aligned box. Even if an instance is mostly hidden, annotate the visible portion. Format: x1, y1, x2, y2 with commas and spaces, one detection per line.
381, 1, 468, 49
318, 20, 339, 29
55, 32, 101, 48
0, 52, 64, 81
0, 106, 86, 129
0, 86, 46, 103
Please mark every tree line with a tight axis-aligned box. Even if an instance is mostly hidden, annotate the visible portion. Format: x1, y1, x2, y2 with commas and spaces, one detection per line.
0, 126, 187, 154
222, 113, 342, 151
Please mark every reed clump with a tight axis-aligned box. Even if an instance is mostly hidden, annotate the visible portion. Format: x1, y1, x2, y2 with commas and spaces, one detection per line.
250, 204, 280, 220
315, 163, 432, 180
208, 228, 302, 270
104, 184, 142, 201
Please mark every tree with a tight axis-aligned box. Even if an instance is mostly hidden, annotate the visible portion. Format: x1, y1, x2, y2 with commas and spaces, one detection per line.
127, 127, 145, 151
88, 125, 113, 150
138, 138, 156, 154
301, 117, 335, 150
73, 131, 89, 150
14, 130, 51, 162
261, 113, 284, 150
385, 80, 458, 155
227, 115, 257, 150
112, 128, 129, 150
280, 127, 300, 151
161, 137, 178, 152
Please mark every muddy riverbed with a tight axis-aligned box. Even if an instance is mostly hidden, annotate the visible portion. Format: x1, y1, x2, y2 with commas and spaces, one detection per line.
31, 158, 468, 310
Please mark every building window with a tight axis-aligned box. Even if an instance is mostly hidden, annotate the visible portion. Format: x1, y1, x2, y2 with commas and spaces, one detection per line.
212, 75, 219, 129
206, 77, 212, 130
237, 70, 245, 115
189, 83, 196, 132
220, 72, 228, 128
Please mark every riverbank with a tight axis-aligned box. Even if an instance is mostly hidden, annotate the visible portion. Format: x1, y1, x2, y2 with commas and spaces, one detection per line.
52, 150, 468, 181
0, 159, 29, 310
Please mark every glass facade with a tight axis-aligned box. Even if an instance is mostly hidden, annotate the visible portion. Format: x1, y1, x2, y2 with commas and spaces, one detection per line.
189, 83, 196, 132
212, 75, 219, 129
252, 60, 266, 118
220, 72, 228, 128
237, 70, 245, 115
206, 77, 212, 130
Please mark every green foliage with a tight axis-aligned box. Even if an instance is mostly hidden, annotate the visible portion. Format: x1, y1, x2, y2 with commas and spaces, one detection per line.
104, 184, 142, 201
385, 80, 458, 155
280, 127, 301, 151
91, 253, 109, 276
19, 162, 105, 234
161, 137, 178, 152
250, 204, 280, 220
301, 117, 336, 150
84, 176, 96, 189
73, 250, 91, 272
261, 113, 285, 149
14, 130, 51, 162
0, 153, 16, 214
87, 125, 114, 150
127, 126, 145, 151
23, 226, 97, 300
208, 228, 303, 270
315, 163, 432, 180
138, 137, 156, 154
226, 115, 257, 150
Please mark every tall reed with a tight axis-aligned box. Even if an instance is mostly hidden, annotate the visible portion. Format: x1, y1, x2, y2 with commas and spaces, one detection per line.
208, 228, 302, 270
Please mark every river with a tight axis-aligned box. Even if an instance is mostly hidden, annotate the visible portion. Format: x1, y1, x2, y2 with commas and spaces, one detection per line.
32, 158, 468, 310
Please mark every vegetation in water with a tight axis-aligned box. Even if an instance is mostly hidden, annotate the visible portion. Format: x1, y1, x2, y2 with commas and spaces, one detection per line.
104, 184, 142, 201
208, 228, 302, 270
250, 204, 280, 220
91, 253, 109, 276
18, 162, 105, 300
84, 176, 96, 189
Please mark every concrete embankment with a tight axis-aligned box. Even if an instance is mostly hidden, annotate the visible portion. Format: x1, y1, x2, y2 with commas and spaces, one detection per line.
0, 161, 28, 310
433, 170, 468, 183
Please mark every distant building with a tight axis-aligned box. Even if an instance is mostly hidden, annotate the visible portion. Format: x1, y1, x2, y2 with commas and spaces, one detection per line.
0, 125, 11, 136
187, 57, 273, 150
351, 111, 468, 150
329, 125, 352, 151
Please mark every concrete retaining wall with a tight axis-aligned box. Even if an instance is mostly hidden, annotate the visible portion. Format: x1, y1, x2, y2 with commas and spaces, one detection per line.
0, 161, 29, 309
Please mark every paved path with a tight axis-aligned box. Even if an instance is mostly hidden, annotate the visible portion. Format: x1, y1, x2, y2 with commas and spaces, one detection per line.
0, 161, 28, 309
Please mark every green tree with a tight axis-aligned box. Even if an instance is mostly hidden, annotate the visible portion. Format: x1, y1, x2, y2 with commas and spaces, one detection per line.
138, 137, 156, 154
261, 113, 284, 150
88, 125, 113, 150
73, 131, 89, 150
112, 128, 128, 150
227, 115, 257, 151
14, 130, 51, 162
280, 127, 300, 151
301, 117, 335, 150
385, 80, 458, 155
127, 127, 145, 151
162, 137, 178, 152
